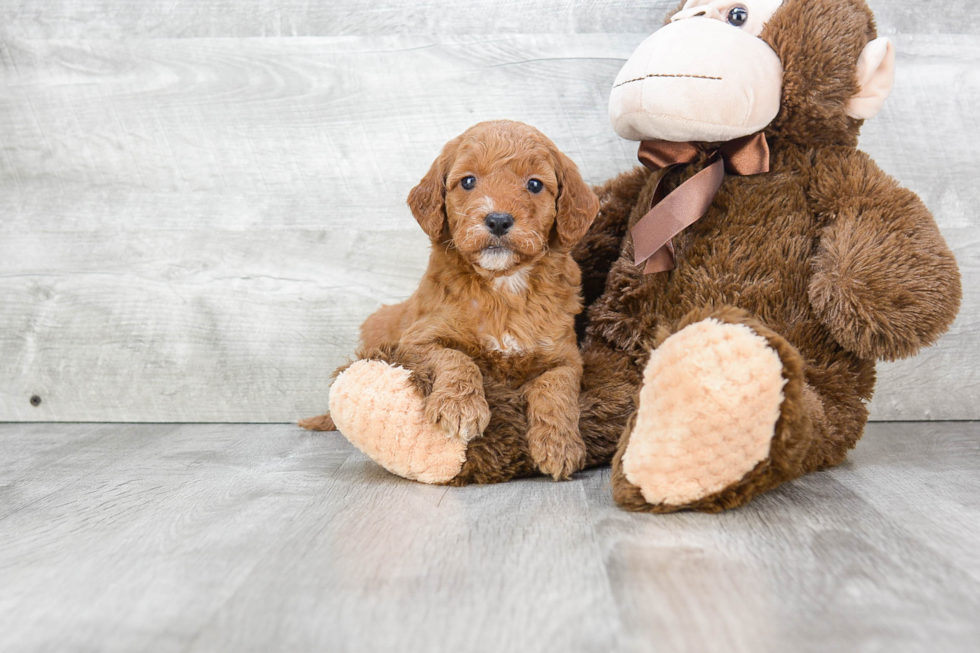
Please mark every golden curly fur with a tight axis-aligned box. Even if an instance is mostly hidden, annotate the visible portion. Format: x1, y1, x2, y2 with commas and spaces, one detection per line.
302, 120, 599, 480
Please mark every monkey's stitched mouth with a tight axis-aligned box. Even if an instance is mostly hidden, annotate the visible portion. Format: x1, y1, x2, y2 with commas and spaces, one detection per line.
614, 73, 723, 89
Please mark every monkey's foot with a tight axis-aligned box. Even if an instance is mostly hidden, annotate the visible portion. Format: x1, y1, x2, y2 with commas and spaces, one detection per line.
614, 318, 794, 512
329, 360, 466, 484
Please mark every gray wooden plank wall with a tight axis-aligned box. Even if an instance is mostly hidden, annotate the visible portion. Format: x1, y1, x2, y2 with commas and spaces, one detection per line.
1, 1, 977, 422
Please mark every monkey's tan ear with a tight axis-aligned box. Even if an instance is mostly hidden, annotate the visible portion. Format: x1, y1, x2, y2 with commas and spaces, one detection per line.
407, 138, 459, 243
553, 151, 599, 250
847, 37, 896, 120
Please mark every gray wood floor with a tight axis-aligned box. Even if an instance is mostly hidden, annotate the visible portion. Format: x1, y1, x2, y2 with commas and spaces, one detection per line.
1, 422, 978, 653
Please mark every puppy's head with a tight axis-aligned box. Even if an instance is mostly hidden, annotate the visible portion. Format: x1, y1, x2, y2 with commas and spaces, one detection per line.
407, 121, 598, 273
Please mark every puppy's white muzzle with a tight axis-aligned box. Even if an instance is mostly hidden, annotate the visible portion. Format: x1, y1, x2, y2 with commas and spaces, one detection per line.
477, 247, 516, 271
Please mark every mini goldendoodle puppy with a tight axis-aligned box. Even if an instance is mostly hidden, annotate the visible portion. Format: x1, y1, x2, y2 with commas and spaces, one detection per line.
301, 120, 599, 480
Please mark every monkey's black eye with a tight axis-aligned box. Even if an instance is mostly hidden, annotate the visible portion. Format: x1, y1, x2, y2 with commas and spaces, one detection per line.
727, 5, 748, 27
460, 176, 477, 191
526, 179, 544, 194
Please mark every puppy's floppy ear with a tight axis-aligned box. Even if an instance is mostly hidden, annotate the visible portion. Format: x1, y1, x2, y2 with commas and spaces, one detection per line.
407, 137, 460, 243
552, 150, 599, 250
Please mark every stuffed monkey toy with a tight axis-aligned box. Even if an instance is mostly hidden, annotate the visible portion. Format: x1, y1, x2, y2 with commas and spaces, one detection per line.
315, 0, 962, 512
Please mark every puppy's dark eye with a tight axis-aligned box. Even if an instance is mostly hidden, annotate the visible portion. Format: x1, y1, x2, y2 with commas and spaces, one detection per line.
460, 176, 477, 191
526, 179, 544, 194
727, 5, 748, 27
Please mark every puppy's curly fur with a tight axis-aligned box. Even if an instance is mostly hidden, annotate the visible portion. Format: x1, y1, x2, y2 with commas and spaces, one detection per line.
301, 120, 599, 480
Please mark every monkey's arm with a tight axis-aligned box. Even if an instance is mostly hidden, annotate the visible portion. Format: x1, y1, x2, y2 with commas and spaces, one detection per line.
808, 149, 962, 361
573, 166, 651, 310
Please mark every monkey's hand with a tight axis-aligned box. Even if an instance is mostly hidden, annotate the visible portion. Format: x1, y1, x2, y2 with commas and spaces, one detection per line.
808, 150, 961, 361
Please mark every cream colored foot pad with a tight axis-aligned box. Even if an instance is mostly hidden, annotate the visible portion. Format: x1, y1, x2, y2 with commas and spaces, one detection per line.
329, 360, 466, 484
623, 319, 786, 507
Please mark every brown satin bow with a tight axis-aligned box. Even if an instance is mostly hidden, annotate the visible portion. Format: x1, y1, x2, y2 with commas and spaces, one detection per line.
632, 133, 771, 274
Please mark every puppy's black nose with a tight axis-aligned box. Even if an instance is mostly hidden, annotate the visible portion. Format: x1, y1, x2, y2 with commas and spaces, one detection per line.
485, 213, 514, 237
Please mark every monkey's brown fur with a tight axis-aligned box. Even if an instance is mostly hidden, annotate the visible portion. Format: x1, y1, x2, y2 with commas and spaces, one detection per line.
575, 0, 958, 510
316, 0, 961, 512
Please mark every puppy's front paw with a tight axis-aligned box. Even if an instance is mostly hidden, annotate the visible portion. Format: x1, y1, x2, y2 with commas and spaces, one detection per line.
528, 424, 587, 481
424, 386, 491, 442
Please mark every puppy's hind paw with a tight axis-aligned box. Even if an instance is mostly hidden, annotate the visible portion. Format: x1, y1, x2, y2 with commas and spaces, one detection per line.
424, 387, 491, 442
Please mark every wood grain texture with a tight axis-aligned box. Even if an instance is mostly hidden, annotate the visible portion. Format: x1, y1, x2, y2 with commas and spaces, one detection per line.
0, 1, 679, 38
1, 1, 977, 38
0, 3, 977, 421
1, 422, 978, 652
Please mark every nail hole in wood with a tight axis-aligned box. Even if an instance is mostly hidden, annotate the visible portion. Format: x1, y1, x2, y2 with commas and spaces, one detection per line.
30, 395, 42, 407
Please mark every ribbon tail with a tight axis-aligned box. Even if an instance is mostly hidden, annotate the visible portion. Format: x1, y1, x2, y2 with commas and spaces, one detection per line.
644, 240, 675, 274
632, 157, 725, 273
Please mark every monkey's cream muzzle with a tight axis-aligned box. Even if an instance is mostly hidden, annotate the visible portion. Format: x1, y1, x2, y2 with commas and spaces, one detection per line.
609, 18, 783, 143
